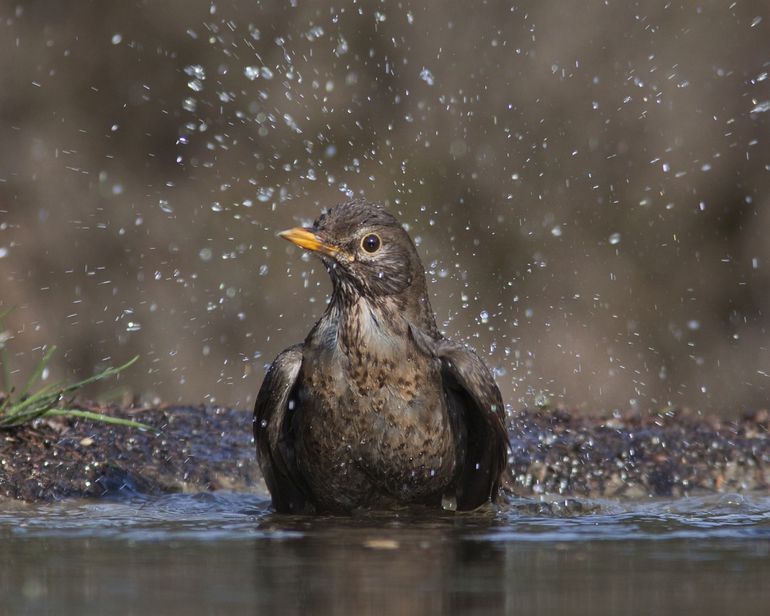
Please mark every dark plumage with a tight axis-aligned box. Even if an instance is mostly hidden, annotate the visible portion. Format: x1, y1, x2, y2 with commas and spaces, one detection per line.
254, 200, 510, 514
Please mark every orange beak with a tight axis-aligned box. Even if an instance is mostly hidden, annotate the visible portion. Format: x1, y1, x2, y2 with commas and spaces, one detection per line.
278, 227, 340, 259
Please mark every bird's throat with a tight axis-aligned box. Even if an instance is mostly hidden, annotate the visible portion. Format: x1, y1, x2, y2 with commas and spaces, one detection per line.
334, 295, 407, 359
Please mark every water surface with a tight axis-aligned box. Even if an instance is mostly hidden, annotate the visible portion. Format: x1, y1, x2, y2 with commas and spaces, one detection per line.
2, 493, 769, 615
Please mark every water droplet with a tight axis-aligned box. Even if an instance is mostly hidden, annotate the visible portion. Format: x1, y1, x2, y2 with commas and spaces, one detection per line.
111, 33, 123, 45
283, 113, 301, 132
199, 248, 213, 262
609, 232, 621, 245
305, 25, 324, 41
419, 68, 435, 86
184, 64, 206, 80
256, 187, 274, 202
335, 37, 348, 55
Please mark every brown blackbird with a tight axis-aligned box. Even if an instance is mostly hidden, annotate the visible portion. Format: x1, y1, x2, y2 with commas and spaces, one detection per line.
254, 200, 509, 514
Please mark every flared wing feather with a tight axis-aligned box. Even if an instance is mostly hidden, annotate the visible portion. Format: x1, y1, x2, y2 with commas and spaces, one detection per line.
253, 345, 310, 513
409, 325, 510, 510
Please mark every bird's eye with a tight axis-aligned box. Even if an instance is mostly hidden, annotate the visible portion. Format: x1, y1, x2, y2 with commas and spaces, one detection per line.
361, 233, 382, 253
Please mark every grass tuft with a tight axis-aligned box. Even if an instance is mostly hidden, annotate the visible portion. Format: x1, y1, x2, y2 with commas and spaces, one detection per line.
0, 310, 150, 430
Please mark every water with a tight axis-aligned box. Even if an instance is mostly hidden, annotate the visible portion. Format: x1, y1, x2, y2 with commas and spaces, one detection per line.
2, 493, 770, 615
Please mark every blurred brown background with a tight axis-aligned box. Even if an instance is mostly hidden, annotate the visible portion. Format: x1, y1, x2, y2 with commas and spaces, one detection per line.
0, 1, 768, 416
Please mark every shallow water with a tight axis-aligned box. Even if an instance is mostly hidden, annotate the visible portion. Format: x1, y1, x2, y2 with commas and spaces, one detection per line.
2, 492, 770, 615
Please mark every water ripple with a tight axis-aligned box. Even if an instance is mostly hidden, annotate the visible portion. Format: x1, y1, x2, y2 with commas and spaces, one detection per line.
1, 492, 770, 544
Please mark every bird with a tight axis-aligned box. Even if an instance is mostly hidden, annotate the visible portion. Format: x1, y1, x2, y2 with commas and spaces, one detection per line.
254, 199, 510, 514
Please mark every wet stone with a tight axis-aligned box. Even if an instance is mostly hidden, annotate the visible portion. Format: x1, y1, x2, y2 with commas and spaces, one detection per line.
507, 407, 770, 498
0, 405, 259, 502
0, 404, 768, 502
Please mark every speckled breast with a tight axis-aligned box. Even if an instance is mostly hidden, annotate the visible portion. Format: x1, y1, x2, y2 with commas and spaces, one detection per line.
292, 345, 457, 511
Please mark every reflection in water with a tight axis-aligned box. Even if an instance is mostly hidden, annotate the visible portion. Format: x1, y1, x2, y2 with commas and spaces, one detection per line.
252, 514, 505, 615
2, 494, 770, 615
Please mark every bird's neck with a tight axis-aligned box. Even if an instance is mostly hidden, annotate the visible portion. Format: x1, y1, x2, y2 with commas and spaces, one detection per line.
310, 284, 438, 357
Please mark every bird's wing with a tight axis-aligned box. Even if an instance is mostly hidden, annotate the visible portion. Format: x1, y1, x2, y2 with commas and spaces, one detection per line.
410, 325, 510, 510
253, 345, 309, 513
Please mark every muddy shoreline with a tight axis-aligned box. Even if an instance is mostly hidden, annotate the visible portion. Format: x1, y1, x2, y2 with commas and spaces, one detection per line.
1, 404, 768, 503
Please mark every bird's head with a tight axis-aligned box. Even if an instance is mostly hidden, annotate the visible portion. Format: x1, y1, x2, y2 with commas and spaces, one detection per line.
279, 200, 431, 308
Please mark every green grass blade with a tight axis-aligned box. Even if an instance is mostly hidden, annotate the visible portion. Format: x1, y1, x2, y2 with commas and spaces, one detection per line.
46, 409, 156, 431
19, 345, 57, 400
0, 389, 12, 414
4, 382, 63, 417
0, 407, 45, 427
0, 392, 62, 425
0, 412, 22, 427
0, 353, 142, 431
0, 397, 56, 426
0, 415, 21, 428
57, 355, 140, 396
